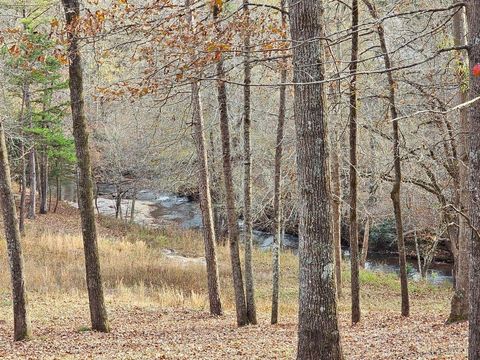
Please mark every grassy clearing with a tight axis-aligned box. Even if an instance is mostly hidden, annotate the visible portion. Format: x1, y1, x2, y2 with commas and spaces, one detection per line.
0, 202, 452, 318
0, 203, 466, 359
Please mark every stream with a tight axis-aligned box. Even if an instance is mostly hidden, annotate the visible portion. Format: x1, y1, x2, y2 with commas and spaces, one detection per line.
61, 184, 453, 285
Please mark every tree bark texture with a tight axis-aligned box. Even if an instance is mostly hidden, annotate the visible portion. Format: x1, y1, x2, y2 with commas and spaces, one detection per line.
271, 0, 287, 325
448, 2, 470, 323
331, 139, 343, 298
242, 0, 257, 325
467, 0, 480, 358
187, 0, 223, 317
62, 0, 110, 333
213, 3, 248, 326
288, 0, 343, 357
0, 122, 31, 341
349, 0, 361, 324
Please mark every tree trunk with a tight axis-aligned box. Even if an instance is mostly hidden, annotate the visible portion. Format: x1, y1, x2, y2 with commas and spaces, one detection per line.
361, 134, 377, 269
95, 182, 100, 215
26, 48, 35, 221
414, 229, 424, 278
467, 1, 480, 357
348, 0, 361, 325
242, 0, 257, 325
39, 148, 48, 214
448, 2, 470, 323
363, 0, 410, 317
130, 187, 137, 223
48, 181, 52, 212
213, 3, 248, 326
331, 139, 343, 298
208, 130, 225, 245
28, 149, 36, 219
186, 0, 223, 316
289, 0, 343, 357
36, 151, 42, 211
19, 83, 29, 235
0, 122, 31, 341
54, 175, 60, 213
360, 217, 370, 268
61, 0, 110, 333
115, 186, 122, 219
271, 0, 287, 325
19, 142, 27, 234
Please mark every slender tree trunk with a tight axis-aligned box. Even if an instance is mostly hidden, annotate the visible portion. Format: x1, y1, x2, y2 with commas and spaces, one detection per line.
348, 0, 361, 324
361, 134, 376, 269
36, 152, 42, 211
0, 122, 31, 341
62, 0, 109, 333
448, 2, 470, 323
54, 175, 60, 213
363, 0, 409, 317
414, 229, 423, 277
242, 0, 257, 325
360, 217, 370, 268
19, 143, 27, 234
28, 151, 36, 219
186, 0, 223, 316
191, 80, 224, 316
39, 148, 48, 214
115, 186, 122, 219
289, 0, 343, 357
331, 139, 343, 298
95, 182, 100, 215
19, 84, 29, 235
213, 3, 248, 326
271, 0, 287, 325
468, 1, 480, 357
130, 187, 137, 223
208, 131, 224, 245
332, 5, 346, 302
48, 181, 52, 212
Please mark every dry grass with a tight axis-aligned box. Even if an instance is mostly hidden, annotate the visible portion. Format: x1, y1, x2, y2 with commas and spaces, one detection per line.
0, 203, 301, 314
0, 202, 453, 315
0, 202, 467, 358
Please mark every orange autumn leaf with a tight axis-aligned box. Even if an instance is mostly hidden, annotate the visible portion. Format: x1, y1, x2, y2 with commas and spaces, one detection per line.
8, 44, 20, 56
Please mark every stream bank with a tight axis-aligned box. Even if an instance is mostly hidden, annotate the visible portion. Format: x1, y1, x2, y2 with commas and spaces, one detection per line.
61, 183, 453, 284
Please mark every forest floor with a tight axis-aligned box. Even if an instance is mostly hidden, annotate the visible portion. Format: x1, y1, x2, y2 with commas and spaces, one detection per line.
0, 203, 468, 359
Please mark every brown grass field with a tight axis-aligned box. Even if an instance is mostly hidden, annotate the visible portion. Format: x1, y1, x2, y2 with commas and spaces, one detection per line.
0, 203, 468, 359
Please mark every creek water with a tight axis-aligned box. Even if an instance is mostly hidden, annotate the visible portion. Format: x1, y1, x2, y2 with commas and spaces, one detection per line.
60, 184, 453, 285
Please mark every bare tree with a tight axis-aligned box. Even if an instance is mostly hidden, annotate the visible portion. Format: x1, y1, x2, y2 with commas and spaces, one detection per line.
362, 0, 410, 317
61, 0, 110, 332
467, 0, 480, 357
242, 0, 257, 325
186, 0, 223, 316
28, 125, 36, 219
289, 0, 343, 356
0, 121, 31, 341
331, 139, 343, 297
271, 0, 287, 325
448, 2, 470, 323
213, 2, 248, 326
19, 83, 29, 235
349, 0, 361, 324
